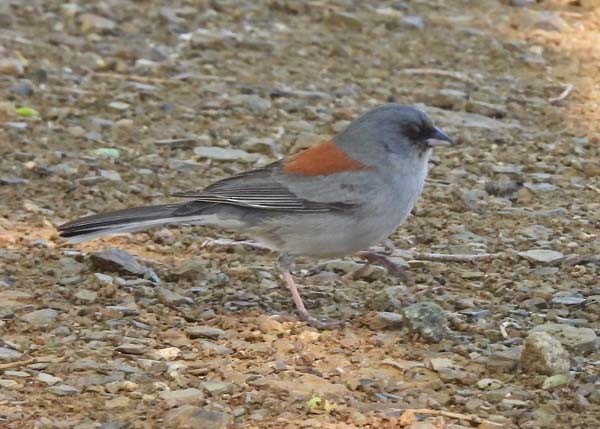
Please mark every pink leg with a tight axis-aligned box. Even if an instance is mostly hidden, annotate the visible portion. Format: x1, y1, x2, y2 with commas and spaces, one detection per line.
278, 253, 344, 329
282, 269, 309, 319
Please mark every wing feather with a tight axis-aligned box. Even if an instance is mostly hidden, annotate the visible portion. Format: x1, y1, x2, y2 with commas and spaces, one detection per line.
172, 161, 353, 212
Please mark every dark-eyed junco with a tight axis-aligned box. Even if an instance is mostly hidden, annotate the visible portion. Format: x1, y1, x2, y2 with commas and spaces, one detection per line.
58, 103, 453, 327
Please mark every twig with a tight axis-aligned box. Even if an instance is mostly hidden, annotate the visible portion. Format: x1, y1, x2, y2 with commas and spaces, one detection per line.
155, 137, 199, 148
499, 319, 521, 339
398, 68, 477, 85
91, 72, 183, 85
49, 85, 95, 96
0, 358, 36, 370
410, 252, 504, 262
0, 32, 40, 46
426, 178, 451, 186
548, 83, 574, 104
401, 408, 490, 424
0, 355, 66, 370
586, 184, 600, 194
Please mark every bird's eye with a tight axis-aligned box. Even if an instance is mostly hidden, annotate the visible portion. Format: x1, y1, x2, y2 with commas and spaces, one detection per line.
405, 124, 421, 139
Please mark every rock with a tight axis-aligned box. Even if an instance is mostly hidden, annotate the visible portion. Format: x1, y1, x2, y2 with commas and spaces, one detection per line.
0, 347, 22, 361
429, 357, 454, 372
74, 289, 98, 304
476, 378, 503, 390
407, 423, 439, 429
531, 208, 568, 218
241, 137, 279, 156
425, 89, 467, 110
402, 16, 425, 30
352, 264, 386, 281
158, 287, 193, 306
5, 121, 27, 130
256, 315, 284, 334
485, 177, 521, 197
80, 13, 116, 33
521, 332, 570, 375
60, 257, 84, 274
99, 169, 122, 181
372, 285, 411, 312
108, 101, 130, 111
366, 312, 404, 330
186, 28, 238, 49
530, 323, 597, 354
551, 292, 585, 306
170, 258, 206, 281
105, 380, 138, 393
525, 182, 556, 193
272, 86, 331, 100
116, 344, 146, 355
97, 422, 129, 429
37, 373, 63, 385
22, 308, 59, 327
268, 373, 350, 398
517, 249, 564, 265
0, 379, 19, 389
326, 11, 362, 31
89, 248, 154, 278
240, 94, 271, 114
1, 174, 28, 185
106, 304, 139, 316
201, 381, 234, 396
542, 374, 571, 390
499, 398, 529, 411
149, 347, 181, 361
164, 406, 231, 429
518, 224, 553, 240
401, 302, 450, 342
534, 11, 568, 32
333, 85, 358, 98
466, 100, 507, 118
193, 146, 260, 163
105, 396, 130, 409
319, 259, 385, 281
199, 341, 232, 355
159, 388, 204, 407
487, 347, 522, 371
49, 384, 80, 396
319, 259, 362, 274
186, 326, 226, 340
0, 57, 25, 76
4, 371, 29, 378
509, 0, 535, 6
332, 120, 350, 133
520, 297, 547, 310
0, 231, 17, 247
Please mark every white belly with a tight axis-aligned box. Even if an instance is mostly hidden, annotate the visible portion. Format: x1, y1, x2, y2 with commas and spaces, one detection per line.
257, 170, 428, 258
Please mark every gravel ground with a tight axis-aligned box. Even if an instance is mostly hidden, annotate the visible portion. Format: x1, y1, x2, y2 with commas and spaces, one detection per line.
0, 1, 599, 428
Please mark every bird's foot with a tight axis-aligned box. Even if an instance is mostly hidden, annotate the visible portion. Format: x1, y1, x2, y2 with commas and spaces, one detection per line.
356, 251, 413, 284
269, 313, 345, 329
301, 314, 345, 330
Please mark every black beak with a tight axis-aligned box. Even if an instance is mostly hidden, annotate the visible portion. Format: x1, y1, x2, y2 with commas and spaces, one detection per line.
427, 127, 454, 147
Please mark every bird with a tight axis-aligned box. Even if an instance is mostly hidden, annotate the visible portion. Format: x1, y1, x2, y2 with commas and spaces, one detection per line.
58, 103, 453, 327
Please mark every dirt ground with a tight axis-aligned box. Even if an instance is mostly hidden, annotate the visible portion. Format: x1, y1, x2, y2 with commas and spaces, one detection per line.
0, 0, 599, 428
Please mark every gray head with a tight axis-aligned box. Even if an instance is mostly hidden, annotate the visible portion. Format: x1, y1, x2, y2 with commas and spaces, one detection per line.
333, 104, 453, 165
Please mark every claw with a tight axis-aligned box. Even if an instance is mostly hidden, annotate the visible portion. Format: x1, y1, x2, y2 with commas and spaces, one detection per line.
356, 251, 413, 284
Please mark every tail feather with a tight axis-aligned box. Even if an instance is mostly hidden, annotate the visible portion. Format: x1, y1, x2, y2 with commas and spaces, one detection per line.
58, 203, 201, 243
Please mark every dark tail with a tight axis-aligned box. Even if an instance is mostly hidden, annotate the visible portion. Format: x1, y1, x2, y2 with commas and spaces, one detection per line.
58, 203, 202, 243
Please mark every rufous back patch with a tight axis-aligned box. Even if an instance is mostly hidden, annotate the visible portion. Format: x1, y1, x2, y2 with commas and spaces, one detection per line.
283, 140, 370, 176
